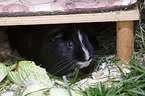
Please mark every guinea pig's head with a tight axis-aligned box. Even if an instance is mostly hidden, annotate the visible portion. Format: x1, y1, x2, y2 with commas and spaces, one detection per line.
41, 24, 96, 77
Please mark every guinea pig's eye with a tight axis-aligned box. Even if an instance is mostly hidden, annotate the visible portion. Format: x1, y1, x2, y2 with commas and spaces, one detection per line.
67, 41, 73, 48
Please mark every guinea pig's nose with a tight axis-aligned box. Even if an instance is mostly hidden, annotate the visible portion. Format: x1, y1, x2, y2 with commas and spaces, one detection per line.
84, 56, 92, 61
87, 53, 93, 61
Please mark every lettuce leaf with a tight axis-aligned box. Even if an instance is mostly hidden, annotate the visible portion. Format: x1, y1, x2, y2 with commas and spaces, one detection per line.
8, 61, 54, 88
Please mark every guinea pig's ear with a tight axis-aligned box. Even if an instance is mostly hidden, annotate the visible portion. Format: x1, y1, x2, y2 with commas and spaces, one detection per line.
50, 32, 63, 41
48, 27, 64, 42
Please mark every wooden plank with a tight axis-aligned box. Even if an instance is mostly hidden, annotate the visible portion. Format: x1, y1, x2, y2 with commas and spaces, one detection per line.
0, 9, 139, 26
117, 21, 134, 63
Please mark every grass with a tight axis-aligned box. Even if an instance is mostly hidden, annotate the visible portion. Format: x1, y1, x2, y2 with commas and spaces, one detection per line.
1, 33, 145, 96
1, 27, 145, 96
62, 3, 145, 94
62, 56, 145, 96
1, 1, 145, 96
8, 55, 145, 96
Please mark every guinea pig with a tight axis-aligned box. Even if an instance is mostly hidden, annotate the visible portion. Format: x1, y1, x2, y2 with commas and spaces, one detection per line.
7, 24, 99, 77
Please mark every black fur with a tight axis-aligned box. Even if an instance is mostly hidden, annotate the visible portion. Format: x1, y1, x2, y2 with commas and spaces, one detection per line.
7, 24, 99, 77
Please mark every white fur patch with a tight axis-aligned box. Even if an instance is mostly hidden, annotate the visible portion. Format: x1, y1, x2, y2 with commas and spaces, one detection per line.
78, 59, 92, 69
77, 30, 91, 68
78, 30, 90, 61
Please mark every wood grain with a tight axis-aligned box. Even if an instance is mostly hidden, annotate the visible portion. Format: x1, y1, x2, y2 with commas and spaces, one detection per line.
117, 21, 134, 63
0, 8, 139, 26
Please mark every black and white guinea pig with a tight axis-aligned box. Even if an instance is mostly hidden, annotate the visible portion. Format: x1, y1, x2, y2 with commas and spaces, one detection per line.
7, 24, 99, 77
